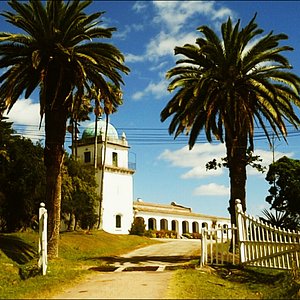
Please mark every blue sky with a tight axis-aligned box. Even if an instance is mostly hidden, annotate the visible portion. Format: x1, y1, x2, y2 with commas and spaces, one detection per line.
3, 1, 300, 219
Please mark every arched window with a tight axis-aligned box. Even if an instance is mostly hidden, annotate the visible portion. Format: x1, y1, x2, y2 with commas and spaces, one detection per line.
160, 219, 168, 230
171, 220, 178, 232
116, 214, 122, 228
182, 221, 189, 234
148, 218, 157, 230
192, 221, 199, 233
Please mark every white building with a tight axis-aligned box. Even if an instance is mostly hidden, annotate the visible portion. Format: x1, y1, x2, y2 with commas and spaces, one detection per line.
76, 119, 231, 236
77, 119, 135, 234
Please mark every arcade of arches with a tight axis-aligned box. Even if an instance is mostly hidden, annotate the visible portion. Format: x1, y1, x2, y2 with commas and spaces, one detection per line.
133, 200, 231, 238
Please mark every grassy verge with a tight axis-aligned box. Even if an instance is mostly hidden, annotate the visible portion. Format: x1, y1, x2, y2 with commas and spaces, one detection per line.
0, 230, 159, 299
167, 264, 300, 299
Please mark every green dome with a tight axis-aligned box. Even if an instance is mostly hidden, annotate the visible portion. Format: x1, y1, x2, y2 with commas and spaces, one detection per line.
82, 119, 118, 140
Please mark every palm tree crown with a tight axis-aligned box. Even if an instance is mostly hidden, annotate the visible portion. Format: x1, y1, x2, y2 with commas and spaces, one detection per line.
0, 0, 129, 116
162, 14, 300, 149
161, 14, 300, 225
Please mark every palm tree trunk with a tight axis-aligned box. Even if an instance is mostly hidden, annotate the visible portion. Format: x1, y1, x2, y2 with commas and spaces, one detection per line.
94, 115, 98, 169
226, 133, 247, 252
44, 107, 68, 258
74, 119, 78, 160
97, 114, 108, 229
226, 135, 247, 225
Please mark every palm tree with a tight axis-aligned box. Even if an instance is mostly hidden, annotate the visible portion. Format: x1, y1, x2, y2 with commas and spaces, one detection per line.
68, 94, 93, 159
0, 0, 129, 257
89, 83, 122, 229
161, 14, 300, 227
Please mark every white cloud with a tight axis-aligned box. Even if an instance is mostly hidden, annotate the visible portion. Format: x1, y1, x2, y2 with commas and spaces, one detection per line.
128, 1, 234, 64
4, 98, 41, 125
193, 183, 229, 196
132, 91, 145, 101
128, 1, 235, 100
159, 142, 294, 180
125, 53, 145, 63
145, 31, 198, 61
159, 143, 226, 178
3, 98, 45, 142
132, 78, 169, 101
152, 1, 232, 34
247, 148, 294, 176
132, 1, 148, 13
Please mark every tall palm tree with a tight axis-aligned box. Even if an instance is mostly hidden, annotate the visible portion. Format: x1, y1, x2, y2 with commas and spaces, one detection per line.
0, 0, 129, 257
68, 94, 93, 159
89, 83, 122, 229
161, 14, 300, 227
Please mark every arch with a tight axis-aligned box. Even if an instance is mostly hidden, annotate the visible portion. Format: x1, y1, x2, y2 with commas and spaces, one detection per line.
148, 218, 157, 230
160, 219, 168, 230
182, 221, 189, 234
192, 221, 199, 233
171, 220, 179, 232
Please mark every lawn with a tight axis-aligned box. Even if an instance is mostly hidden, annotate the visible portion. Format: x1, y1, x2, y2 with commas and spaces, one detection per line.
0, 230, 159, 299
167, 264, 300, 299
1, 231, 300, 299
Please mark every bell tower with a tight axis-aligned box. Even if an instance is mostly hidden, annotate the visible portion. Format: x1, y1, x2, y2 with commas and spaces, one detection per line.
76, 119, 135, 234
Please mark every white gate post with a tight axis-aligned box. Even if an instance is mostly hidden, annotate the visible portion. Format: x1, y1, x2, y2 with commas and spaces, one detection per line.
38, 202, 48, 275
235, 199, 246, 263
200, 228, 207, 266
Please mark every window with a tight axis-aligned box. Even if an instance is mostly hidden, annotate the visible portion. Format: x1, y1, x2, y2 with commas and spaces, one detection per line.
84, 151, 91, 163
112, 152, 118, 167
116, 215, 122, 228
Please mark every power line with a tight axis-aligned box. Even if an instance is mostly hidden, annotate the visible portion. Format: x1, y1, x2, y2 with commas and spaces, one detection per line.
9, 123, 300, 147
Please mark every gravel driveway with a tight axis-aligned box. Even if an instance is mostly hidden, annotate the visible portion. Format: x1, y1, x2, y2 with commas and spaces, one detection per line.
52, 239, 201, 299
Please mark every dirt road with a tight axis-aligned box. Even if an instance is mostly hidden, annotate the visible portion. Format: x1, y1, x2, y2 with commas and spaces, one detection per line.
52, 239, 201, 299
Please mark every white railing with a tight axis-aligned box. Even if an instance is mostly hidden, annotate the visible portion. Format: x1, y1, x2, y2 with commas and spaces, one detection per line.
200, 226, 237, 266
38, 202, 48, 275
235, 199, 300, 270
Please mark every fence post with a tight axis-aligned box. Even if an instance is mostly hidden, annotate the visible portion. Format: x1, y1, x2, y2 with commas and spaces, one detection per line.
200, 228, 207, 267
235, 199, 246, 263
38, 202, 48, 275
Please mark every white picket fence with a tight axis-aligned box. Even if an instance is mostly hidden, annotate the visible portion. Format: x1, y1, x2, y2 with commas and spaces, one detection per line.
236, 199, 300, 270
200, 200, 300, 270
200, 225, 238, 266
38, 202, 48, 275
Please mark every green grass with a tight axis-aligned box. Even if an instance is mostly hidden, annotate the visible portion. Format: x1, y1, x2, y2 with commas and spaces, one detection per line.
166, 265, 300, 299
1, 231, 300, 299
0, 230, 159, 299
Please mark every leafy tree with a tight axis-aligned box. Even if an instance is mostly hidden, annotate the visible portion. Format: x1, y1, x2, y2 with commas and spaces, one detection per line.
61, 156, 98, 231
0, 118, 45, 232
0, 0, 129, 257
161, 14, 300, 227
265, 156, 300, 229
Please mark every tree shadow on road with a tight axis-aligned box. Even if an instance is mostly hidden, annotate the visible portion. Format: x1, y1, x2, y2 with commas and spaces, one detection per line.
86, 255, 200, 265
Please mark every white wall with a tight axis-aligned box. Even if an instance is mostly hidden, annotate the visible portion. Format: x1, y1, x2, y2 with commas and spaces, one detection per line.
102, 172, 134, 234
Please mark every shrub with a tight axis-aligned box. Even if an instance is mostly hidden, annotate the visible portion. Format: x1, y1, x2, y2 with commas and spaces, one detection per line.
129, 217, 146, 236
